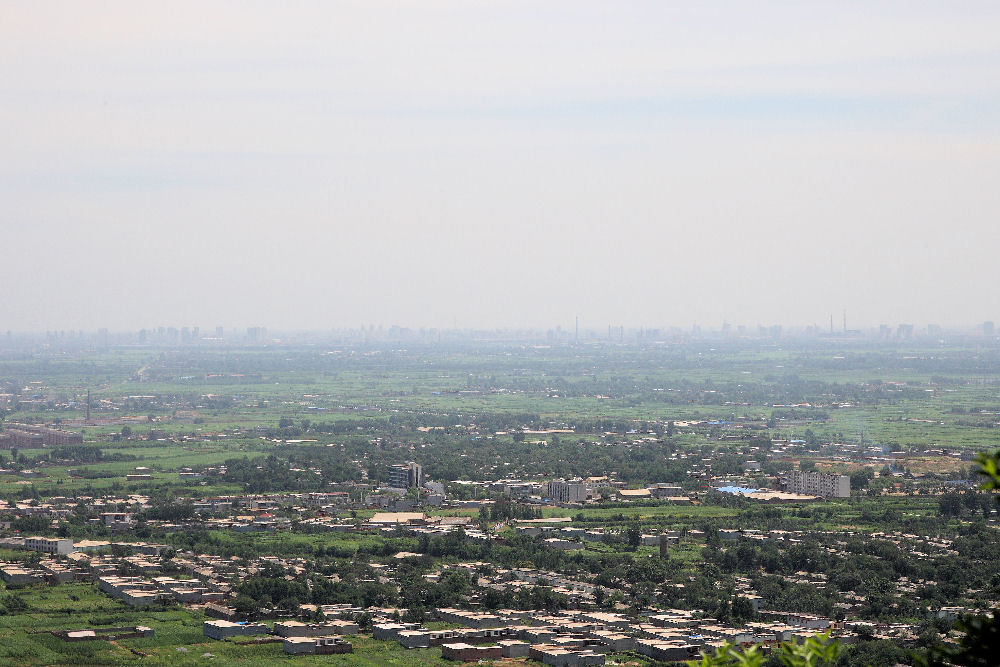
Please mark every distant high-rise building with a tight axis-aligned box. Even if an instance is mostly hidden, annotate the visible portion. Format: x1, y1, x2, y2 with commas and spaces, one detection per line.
783, 470, 850, 498
547, 479, 589, 503
984, 321, 995, 336
388, 462, 423, 489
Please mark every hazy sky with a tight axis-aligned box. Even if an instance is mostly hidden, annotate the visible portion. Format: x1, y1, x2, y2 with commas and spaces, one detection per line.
2, 2, 999, 332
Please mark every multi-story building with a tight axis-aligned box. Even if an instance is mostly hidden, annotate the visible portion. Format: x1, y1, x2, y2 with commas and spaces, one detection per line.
547, 479, 589, 503
1, 424, 83, 448
783, 470, 850, 498
3, 429, 44, 448
388, 462, 423, 489
25, 536, 76, 555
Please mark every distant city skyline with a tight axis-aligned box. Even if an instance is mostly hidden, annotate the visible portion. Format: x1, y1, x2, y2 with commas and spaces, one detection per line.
2, 318, 998, 339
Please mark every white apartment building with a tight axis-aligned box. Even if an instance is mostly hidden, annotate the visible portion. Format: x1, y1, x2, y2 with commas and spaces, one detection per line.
25, 536, 75, 555
784, 470, 850, 498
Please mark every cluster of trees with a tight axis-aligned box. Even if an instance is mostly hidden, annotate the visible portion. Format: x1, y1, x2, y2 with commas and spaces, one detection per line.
48, 446, 136, 463
939, 490, 996, 518
0, 593, 28, 615
479, 497, 542, 523
230, 559, 470, 619
477, 585, 570, 612
141, 502, 196, 522
11, 516, 51, 534
220, 454, 331, 493
229, 548, 573, 620
698, 525, 1000, 622
0, 447, 137, 473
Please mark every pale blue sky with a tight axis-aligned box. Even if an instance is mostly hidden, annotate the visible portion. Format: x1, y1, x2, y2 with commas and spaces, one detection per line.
2, 1, 999, 332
